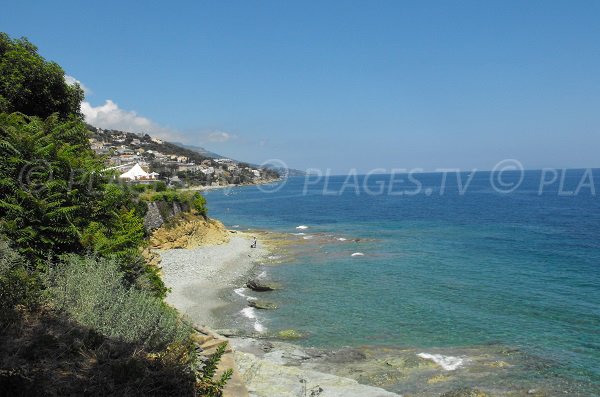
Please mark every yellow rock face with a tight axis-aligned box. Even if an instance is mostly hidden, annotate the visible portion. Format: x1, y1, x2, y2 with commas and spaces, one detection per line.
149, 213, 230, 249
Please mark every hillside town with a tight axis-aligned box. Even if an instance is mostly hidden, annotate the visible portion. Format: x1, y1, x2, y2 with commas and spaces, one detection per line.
88, 126, 280, 186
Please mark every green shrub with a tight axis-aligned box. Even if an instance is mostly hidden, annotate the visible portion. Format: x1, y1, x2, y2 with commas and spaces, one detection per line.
0, 113, 105, 264
153, 181, 167, 192
45, 255, 190, 351
0, 237, 39, 324
191, 192, 207, 217
131, 184, 147, 193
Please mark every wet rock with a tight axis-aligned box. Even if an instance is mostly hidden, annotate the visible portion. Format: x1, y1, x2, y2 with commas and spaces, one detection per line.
324, 348, 367, 363
427, 374, 451, 384
277, 329, 304, 340
246, 279, 280, 291
214, 329, 243, 337
234, 351, 401, 397
440, 387, 490, 397
248, 300, 278, 310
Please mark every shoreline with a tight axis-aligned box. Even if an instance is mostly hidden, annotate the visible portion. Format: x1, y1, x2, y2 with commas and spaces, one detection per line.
157, 227, 405, 397
159, 231, 269, 328
156, 223, 569, 397
181, 177, 284, 193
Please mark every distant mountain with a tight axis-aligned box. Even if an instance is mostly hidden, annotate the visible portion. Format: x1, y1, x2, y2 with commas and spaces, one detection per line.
173, 142, 223, 159
175, 142, 306, 176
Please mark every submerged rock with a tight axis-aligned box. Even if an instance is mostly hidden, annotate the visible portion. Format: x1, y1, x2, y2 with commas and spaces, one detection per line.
440, 387, 490, 397
276, 329, 304, 340
248, 300, 278, 310
246, 279, 280, 291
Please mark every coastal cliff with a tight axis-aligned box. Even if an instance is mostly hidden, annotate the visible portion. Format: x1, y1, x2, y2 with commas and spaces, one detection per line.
149, 212, 230, 249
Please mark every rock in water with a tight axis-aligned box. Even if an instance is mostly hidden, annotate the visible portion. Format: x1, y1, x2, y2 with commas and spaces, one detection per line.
440, 387, 490, 397
246, 279, 280, 291
248, 300, 278, 310
277, 329, 304, 340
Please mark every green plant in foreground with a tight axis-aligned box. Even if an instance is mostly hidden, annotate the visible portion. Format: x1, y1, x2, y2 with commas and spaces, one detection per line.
196, 342, 233, 397
45, 255, 190, 351
0, 237, 39, 325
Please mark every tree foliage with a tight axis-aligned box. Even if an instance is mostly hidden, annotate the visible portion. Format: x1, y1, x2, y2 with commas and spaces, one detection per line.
0, 33, 84, 119
0, 113, 104, 263
0, 113, 152, 290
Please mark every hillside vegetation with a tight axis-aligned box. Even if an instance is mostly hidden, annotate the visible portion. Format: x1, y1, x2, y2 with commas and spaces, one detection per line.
0, 32, 230, 396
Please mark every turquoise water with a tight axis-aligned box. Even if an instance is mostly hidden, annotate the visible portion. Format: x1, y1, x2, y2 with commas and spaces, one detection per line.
204, 170, 600, 395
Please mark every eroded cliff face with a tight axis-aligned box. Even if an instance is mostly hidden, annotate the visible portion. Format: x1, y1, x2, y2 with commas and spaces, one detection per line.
143, 201, 189, 231
148, 212, 230, 250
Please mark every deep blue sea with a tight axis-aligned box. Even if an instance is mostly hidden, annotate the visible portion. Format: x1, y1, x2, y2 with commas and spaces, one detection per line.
204, 170, 600, 396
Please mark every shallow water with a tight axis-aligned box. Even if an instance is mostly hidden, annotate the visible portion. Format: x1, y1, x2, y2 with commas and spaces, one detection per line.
204, 171, 600, 395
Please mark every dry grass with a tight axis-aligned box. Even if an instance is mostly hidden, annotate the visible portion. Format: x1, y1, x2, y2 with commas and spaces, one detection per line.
0, 307, 196, 396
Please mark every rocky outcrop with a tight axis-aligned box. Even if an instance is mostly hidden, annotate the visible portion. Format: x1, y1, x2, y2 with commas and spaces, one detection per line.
144, 202, 165, 231
149, 213, 229, 249
440, 388, 490, 397
143, 201, 191, 232
247, 300, 278, 310
234, 350, 400, 397
246, 279, 280, 292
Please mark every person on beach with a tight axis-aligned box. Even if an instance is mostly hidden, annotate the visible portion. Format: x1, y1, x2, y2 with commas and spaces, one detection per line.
251, 237, 257, 248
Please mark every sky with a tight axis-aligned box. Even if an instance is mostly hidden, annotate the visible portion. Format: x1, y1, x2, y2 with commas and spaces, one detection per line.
2, 1, 600, 173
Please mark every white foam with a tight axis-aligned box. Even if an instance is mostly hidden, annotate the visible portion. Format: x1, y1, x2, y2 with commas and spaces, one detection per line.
254, 322, 266, 333
337, 237, 348, 241
296, 225, 309, 230
292, 232, 306, 236
417, 353, 467, 371
241, 307, 256, 319
351, 252, 365, 256
232, 225, 240, 228
234, 287, 257, 301
240, 307, 266, 333
303, 235, 313, 240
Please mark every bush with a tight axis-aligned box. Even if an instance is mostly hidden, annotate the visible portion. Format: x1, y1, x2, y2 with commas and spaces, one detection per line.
131, 184, 147, 193
153, 181, 167, 192
45, 255, 190, 351
192, 192, 207, 217
0, 237, 38, 325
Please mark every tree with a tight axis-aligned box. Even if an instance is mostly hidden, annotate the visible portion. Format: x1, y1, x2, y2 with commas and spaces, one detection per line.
0, 113, 103, 263
0, 33, 84, 119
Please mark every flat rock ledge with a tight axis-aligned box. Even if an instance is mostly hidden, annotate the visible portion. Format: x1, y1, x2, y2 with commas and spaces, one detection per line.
234, 350, 401, 397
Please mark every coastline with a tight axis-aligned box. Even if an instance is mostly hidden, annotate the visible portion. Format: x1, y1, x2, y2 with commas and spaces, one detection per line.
181, 177, 284, 193
159, 232, 269, 328
154, 220, 576, 397
157, 226, 404, 397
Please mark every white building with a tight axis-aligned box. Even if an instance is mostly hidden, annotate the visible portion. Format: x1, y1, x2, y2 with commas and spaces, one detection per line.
119, 163, 157, 181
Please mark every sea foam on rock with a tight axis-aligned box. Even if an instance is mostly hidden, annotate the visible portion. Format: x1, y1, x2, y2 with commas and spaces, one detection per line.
417, 353, 467, 371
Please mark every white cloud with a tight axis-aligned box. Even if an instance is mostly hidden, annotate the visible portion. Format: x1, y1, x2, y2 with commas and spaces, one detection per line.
206, 131, 235, 143
64, 75, 91, 95
75, 78, 237, 145
81, 100, 180, 140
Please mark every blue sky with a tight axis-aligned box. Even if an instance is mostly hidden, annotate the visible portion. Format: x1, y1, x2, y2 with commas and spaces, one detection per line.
2, 1, 599, 173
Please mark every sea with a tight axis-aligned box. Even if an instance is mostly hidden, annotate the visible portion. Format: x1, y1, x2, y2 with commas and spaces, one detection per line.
203, 169, 600, 396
